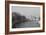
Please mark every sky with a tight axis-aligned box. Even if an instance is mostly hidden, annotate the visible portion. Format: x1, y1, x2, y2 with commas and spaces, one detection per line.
12, 6, 40, 19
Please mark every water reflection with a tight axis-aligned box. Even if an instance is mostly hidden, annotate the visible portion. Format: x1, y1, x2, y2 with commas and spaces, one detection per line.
15, 21, 40, 28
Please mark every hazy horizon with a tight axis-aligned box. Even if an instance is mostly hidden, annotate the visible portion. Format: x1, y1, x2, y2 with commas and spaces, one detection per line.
12, 6, 40, 19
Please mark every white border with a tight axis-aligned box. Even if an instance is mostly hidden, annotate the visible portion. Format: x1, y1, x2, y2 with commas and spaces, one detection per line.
9, 4, 43, 32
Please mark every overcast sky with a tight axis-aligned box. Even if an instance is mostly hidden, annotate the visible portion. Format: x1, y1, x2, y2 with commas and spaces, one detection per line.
12, 6, 40, 18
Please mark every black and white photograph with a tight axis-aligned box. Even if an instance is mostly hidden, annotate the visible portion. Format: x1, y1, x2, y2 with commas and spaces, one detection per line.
12, 5, 40, 28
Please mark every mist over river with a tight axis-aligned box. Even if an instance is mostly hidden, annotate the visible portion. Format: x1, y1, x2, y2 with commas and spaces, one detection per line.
12, 6, 40, 28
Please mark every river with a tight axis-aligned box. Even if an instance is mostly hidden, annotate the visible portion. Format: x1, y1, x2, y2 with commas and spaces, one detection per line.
15, 20, 40, 28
